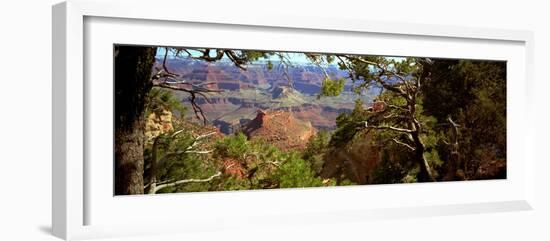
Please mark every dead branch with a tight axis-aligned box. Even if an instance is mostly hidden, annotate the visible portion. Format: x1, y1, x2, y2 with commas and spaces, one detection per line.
156, 132, 216, 167
171, 129, 184, 137
447, 116, 460, 154
225, 50, 248, 70
193, 131, 217, 141
162, 47, 171, 74
442, 116, 462, 181
152, 47, 266, 125
391, 138, 416, 151
337, 54, 412, 100
262, 160, 281, 167
336, 55, 356, 80
153, 77, 222, 124
365, 123, 414, 133
184, 150, 213, 154
152, 171, 222, 194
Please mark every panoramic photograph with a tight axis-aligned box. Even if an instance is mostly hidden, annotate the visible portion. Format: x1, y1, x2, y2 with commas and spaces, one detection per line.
114, 45, 507, 195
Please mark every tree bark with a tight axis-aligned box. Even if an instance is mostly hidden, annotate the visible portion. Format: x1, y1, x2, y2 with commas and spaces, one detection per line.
412, 132, 436, 182
114, 46, 157, 195
147, 137, 160, 194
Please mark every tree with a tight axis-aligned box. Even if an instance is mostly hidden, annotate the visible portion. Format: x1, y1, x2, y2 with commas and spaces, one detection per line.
321, 55, 438, 182
274, 154, 324, 188
114, 46, 157, 195
145, 129, 219, 194
302, 130, 330, 175
115, 46, 291, 194
421, 59, 506, 180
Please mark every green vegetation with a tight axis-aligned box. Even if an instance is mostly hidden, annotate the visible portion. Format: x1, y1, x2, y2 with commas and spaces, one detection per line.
145, 122, 329, 193
320, 77, 346, 97
274, 154, 324, 188
146, 87, 187, 118
115, 46, 507, 195
302, 130, 330, 174
142, 54, 506, 193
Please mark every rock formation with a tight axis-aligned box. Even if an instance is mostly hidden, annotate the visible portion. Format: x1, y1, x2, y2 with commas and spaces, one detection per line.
241, 110, 316, 151
145, 109, 173, 143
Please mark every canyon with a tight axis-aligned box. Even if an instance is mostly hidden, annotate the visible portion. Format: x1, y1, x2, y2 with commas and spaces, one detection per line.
159, 57, 373, 135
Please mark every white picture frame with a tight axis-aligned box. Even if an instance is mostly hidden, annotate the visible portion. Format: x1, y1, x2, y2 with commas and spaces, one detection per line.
52, 0, 535, 240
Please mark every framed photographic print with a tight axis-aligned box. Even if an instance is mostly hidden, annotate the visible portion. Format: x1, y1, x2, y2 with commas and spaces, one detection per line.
52, 0, 535, 240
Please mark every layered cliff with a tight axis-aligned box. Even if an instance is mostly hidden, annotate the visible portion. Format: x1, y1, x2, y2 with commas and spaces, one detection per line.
241, 110, 316, 151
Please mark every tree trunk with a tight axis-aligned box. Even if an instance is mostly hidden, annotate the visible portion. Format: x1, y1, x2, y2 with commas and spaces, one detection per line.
147, 137, 159, 194
114, 46, 157, 195
412, 132, 436, 182
408, 99, 435, 183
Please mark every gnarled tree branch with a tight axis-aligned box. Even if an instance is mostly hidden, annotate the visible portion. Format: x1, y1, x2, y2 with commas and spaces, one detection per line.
390, 138, 416, 151
365, 123, 415, 133
152, 171, 222, 194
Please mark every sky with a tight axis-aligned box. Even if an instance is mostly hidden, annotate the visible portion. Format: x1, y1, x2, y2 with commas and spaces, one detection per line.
156, 47, 312, 64
155, 47, 406, 66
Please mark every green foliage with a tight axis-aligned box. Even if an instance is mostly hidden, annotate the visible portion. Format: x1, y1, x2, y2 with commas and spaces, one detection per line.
338, 179, 356, 186
157, 153, 218, 193
421, 59, 507, 179
370, 139, 416, 184
320, 78, 346, 97
213, 176, 251, 191
242, 50, 273, 62
145, 126, 220, 194
274, 153, 324, 188
143, 49, 507, 194
326, 55, 445, 182
424, 149, 442, 168
302, 130, 330, 174
401, 167, 420, 183
146, 87, 187, 118
211, 133, 327, 190
330, 99, 370, 147
214, 133, 249, 159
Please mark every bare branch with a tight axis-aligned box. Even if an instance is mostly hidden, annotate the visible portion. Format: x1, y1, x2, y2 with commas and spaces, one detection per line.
391, 138, 416, 151
225, 50, 248, 70
340, 55, 381, 67
189, 93, 207, 124
336, 55, 356, 80
310, 55, 330, 79
153, 78, 222, 124
153, 171, 222, 193
336, 54, 411, 100
262, 160, 281, 167
186, 132, 216, 151
171, 129, 184, 137
156, 132, 216, 167
196, 49, 225, 62
366, 123, 414, 133
184, 150, 213, 154
447, 116, 460, 151
162, 47, 171, 74
154, 82, 222, 93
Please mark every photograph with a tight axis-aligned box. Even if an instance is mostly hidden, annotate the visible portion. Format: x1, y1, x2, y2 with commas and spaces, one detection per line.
114, 45, 507, 195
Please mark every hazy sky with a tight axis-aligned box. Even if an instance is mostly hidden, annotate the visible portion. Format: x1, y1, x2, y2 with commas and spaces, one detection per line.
156, 47, 312, 64
155, 47, 405, 66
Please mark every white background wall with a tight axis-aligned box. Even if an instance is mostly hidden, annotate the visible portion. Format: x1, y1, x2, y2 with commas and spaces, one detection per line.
0, 0, 548, 240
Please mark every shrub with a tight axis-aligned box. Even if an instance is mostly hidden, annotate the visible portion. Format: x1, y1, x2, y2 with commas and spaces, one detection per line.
214, 132, 249, 159
302, 130, 330, 175
275, 153, 324, 188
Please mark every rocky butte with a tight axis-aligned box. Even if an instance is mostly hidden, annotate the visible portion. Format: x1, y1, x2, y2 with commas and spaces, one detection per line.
241, 109, 316, 151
